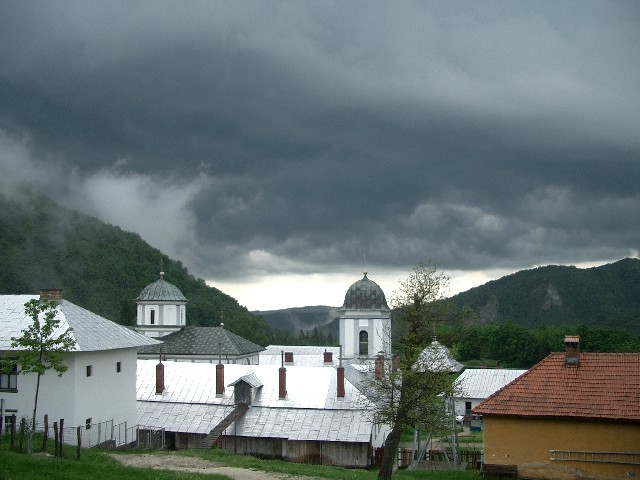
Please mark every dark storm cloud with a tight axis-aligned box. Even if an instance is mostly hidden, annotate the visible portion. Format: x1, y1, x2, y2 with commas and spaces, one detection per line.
1, 1, 639, 285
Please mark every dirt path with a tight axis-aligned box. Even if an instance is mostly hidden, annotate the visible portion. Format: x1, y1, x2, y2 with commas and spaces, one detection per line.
110, 453, 327, 480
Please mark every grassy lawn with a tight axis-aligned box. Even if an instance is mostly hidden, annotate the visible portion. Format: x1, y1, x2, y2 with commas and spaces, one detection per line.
1, 434, 481, 480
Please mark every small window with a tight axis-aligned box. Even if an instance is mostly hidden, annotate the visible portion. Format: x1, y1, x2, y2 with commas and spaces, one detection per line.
116, 361, 122, 373
150, 310, 155, 325
359, 330, 369, 356
86, 365, 93, 377
85, 418, 92, 430
0, 364, 18, 391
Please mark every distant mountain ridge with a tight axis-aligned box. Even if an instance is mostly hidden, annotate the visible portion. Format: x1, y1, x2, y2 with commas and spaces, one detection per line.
449, 258, 640, 332
253, 305, 341, 337
255, 259, 640, 335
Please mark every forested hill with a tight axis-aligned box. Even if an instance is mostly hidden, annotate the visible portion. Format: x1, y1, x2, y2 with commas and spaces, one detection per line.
449, 258, 640, 333
0, 191, 292, 346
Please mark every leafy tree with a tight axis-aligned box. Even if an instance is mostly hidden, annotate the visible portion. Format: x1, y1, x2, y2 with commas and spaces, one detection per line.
10, 299, 76, 454
369, 262, 458, 480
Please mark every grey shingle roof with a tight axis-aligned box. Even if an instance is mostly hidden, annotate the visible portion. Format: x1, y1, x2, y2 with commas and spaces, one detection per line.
138, 326, 264, 356
0, 295, 160, 352
135, 275, 187, 302
339, 273, 390, 311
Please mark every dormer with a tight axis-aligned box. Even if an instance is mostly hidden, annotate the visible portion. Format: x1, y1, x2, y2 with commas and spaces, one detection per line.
229, 372, 263, 405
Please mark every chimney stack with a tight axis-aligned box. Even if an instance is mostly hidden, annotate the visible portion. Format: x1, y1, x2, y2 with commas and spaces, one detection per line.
279, 367, 287, 399
336, 366, 345, 398
40, 289, 62, 301
284, 351, 294, 364
391, 354, 400, 373
375, 354, 385, 380
324, 350, 333, 364
279, 350, 287, 399
216, 363, 225, 397
155, 360, 165, 395
564, 335, 580, 366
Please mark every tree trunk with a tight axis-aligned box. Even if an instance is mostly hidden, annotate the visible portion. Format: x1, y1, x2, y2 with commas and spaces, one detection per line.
378, 422, 403, 480
28, 372, 42, 454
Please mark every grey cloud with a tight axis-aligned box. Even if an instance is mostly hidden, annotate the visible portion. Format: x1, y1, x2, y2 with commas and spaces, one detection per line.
1, 1, 639, 288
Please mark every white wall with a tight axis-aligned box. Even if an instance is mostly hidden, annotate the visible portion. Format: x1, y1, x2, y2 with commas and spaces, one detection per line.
340, 313, 391, 358
0, 348, 138, 431
137, 303, 186, 328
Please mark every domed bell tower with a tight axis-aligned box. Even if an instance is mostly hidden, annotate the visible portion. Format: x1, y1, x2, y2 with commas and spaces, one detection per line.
338, 272, 391, 359
135, 271, 188, 338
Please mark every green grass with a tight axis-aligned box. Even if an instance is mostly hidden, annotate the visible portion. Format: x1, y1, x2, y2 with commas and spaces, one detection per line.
1, 434, 481, 480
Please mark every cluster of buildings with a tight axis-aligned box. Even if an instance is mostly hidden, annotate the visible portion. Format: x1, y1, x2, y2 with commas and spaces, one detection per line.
1, 272, 639, 478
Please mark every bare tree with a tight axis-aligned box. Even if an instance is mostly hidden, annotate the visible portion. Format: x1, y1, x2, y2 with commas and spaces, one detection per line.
10, 299, 76, 454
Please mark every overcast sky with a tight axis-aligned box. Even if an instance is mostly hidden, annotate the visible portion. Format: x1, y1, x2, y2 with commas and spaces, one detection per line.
1, 1, 639, 310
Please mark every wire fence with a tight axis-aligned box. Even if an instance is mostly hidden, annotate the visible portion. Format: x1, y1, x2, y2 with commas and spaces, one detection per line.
1, 414, 165, 450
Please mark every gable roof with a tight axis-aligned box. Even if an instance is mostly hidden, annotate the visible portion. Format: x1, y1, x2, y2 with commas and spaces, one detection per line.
136, 360, 374, 442
0, 295, 159, 352
138, 326, 264, 357
454, 368, 526, 400
473, 352, 640, 423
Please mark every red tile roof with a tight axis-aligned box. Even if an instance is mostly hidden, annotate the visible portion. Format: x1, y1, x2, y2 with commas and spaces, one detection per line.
473, 352, 640, 423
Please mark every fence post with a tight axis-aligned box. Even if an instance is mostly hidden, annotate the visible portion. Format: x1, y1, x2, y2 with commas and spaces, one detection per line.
42, 414, 49, 452
59, 418, 64, 458
18, 417, 26, 453
10, 414, 16, 450
0, 413, 3, 447
76, 426, 81, 461
53, 422, 59, 458
124, 421, 128, 444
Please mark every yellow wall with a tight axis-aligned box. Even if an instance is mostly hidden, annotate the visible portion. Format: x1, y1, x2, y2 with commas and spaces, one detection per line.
483, 416, 640, 480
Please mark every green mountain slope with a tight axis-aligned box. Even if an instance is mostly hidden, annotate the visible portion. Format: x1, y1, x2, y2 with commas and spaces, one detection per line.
0, 191, 291, 346
449, 258, 640, 332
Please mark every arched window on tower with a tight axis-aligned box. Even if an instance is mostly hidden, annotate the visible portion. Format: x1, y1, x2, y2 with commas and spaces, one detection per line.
359, 330, 369, 356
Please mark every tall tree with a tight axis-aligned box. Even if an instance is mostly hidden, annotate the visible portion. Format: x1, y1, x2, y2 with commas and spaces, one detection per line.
369, 262, 457, 480
10, 299, 76, 454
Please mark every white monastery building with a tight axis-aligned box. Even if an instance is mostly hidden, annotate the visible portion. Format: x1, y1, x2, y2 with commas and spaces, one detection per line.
0, 290, 159, 446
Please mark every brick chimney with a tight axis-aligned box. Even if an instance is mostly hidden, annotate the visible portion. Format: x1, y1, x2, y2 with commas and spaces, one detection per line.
391, 354, 400, 372
284, 351, 294, 364
40, 289, 62, 301
375, 354, 385, 380
323, 350, 333, 364
216, 363, 224, 397
279, 367, 287, 399
155, 360, 165, 395
564, 335, 580, 366
336, 366, 345, 398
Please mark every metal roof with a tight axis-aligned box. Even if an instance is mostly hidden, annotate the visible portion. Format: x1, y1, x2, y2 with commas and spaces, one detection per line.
414, 340, 464, 373
339, 273, 389, 311
260, 345, 341, 366
136, 360, 374, 442
135, 274, 187, 302
138, 326, 264, 356
454, 368, 526, 400
229, 372, 263, 388
0, 295, 160, 352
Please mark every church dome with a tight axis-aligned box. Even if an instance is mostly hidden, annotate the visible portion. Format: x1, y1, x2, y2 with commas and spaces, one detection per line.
340, 272, 389, 311
136, 273, 187, 302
